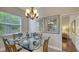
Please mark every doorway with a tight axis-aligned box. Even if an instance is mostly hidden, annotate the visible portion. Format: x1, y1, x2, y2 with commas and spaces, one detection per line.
62, 15, 77, 52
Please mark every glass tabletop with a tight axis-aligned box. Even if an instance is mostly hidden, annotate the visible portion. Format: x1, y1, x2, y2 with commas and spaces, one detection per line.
9, 33, 42, 52
18, 38, 41, 52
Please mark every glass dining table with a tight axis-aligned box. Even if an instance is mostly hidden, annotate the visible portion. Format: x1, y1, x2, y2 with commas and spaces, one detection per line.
8, 33, 42, 52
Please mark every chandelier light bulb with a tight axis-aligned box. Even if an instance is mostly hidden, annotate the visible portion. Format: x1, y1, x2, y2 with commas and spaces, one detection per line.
26, 9, 30, 14
25, 12, 28, 16
33, 9, 37, 14
36, 13, 39, 17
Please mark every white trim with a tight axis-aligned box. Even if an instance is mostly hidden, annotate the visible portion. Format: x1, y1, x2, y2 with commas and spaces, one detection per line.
0, 32, 22, 37
48, 45, 62, 51
0, 22, 21, 25
20, 17, 22, 33
0, 47, 5, 52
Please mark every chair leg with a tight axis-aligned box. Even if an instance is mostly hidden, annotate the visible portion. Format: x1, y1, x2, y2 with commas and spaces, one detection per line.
43, 40, 48, 52
10, 45, 17, 52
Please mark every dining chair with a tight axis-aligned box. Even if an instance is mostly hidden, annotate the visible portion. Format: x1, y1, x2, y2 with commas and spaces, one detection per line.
43, 37, 50, 52
43, 40, 49, 52
2, 37, 22, 52
10, 45, 22, 52
2, 37, 12, 52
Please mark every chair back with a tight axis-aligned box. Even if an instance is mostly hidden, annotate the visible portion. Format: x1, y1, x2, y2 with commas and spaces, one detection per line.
43, 37, 50, 52
2, 37, 12, 52
2, 37, 22, 52
43, 39, 49, 52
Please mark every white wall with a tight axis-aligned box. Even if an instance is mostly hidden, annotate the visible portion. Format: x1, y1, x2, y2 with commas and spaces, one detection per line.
68, 14, 79, 51
42, 33, 62, 51
74, 15, 79, 51
69, 15, 76, 44
41, 7, 79, 51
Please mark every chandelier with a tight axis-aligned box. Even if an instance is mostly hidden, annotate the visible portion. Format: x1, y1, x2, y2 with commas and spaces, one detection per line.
25, 7, 39, 20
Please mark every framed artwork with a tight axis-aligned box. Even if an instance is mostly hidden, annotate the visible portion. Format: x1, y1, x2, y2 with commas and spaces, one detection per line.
45, 15, 60, 34
36, 15, 60, 34
71, 20, 76, 33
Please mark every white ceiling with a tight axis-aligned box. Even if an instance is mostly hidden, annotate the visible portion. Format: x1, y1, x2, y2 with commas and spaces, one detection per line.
19, 7, 40, 11
19, 7, 79, 17
19, 7, 79, 12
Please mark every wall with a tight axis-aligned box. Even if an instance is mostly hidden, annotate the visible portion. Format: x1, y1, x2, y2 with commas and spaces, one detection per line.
0, 7, 28, 51
73, 15, 79, 51
62, 16, 69, 34
64, 13, 79, 51
69, 15, 76, 45
41, 7, 79, 51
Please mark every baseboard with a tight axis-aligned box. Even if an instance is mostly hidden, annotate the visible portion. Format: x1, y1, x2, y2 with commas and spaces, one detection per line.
0, 47, 5, 52
48, 45, 62, 51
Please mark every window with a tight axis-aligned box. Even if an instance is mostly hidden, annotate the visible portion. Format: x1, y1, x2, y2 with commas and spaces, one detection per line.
36, 18, 44, 32
29, 20, 39, 33
0, 12, 21, 36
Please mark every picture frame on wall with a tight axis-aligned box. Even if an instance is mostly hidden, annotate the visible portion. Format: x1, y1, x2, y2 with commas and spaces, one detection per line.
71, 19, 76, 33
46, 15, 60, 34
36, 15, 60, 34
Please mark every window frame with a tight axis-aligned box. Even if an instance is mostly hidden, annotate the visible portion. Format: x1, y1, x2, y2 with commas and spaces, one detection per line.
0, 11, 22, 36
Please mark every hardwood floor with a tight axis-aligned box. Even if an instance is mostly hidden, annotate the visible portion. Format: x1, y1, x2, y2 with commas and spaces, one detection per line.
62, 35, 77, 52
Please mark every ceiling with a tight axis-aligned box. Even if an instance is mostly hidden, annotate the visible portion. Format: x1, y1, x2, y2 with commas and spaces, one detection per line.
19, 7, 40, 11
19, 7, 79, 17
